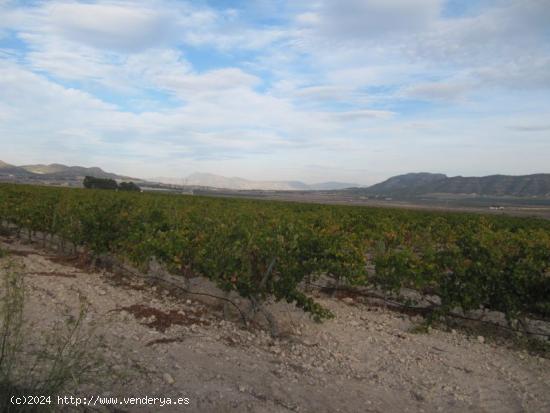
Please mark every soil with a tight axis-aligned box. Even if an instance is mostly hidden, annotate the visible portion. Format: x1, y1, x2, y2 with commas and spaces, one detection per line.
1, 235, 549, 413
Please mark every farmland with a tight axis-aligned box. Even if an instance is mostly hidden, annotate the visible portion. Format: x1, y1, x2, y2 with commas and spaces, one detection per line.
2, 182, 550, 412
1, 182, 549, 326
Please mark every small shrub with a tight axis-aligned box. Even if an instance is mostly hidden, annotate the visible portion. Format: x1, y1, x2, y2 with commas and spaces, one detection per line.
0, 261, 104, 411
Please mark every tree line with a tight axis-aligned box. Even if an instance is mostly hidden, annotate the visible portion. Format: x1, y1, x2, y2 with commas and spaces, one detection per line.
83, 176, 140, 192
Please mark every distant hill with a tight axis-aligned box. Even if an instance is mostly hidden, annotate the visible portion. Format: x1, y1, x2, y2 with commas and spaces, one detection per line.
20, 163, 73, 174
154, 173, 358, 191
0, 160, 139, 184
20, 163, 133, 180
354, 173, 550, 198
364, 173, 447, 196
4, 159, 549, 197
0, 161, 36, 177
3, 161, 357, 191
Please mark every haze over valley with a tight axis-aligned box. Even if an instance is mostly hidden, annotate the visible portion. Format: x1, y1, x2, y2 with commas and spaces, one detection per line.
2, 160, 550, 203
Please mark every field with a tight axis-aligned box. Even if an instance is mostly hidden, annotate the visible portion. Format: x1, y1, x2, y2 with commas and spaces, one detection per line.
1, 182, 549, 327
192, 188, 550, 220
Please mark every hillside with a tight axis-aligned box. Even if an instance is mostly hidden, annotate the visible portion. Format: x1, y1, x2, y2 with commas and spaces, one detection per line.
20, 163, 76, 174
0, 160, 36, 177
356, 173, 550, 198
20, 163, 135, 180
0, 160, 139, 184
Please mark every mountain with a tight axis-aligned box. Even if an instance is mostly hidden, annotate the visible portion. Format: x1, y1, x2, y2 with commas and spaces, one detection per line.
364, 173, 447, 196
3, 160, 357, 191
357, 173, 550, 198
0, 160, 139, 184
307, 181, 361, 190
153, 173, 358, 191
20, 163, 72, 174
20, 163, 134, 180
0, 161, 35, 177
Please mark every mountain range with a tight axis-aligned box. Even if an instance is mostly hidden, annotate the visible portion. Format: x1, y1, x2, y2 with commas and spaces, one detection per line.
353, 172, 550, 198
1, 160, 550, 197
153, 173, 358, 191
0, 161, 357, 190
0, 161, 136, 183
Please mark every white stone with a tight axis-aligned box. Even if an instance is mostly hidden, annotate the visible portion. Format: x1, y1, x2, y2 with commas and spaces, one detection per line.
163, 373, 175, 385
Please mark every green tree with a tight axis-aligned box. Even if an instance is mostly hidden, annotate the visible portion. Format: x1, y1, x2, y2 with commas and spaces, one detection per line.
83, 176, 118, 190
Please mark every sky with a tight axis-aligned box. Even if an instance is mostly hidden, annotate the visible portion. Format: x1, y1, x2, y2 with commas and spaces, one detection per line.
0, 0, 549, 185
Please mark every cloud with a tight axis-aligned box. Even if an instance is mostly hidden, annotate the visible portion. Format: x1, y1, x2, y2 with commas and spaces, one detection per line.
298, 0, 442, 40
1, 1, 183, 52
295, 85, 351, 100
414, 0, 550, 66
182, 26, 287, 51
403, 80, 474, 102
47, 2, 178, 52
0, 61, 114, 116
0, 60, 391, 166
1, 0, 289, 97
508, 124, 550, 132
21, 36, 194, 94
330, 110, 395, 121
4, 0, 282, 59
284, 85, 371, 109
295, 12, 320, 26
473, 57, 550, 90
155, 68, 261, 100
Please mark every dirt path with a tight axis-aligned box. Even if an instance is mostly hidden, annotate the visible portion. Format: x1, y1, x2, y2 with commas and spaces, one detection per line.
1, 236, 549, 413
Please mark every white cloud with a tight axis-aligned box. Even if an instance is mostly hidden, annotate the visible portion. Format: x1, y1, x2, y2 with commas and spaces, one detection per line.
2, 0, 288, 97
295, 12, 320, 26
287, 0, 550, 97
0, 60, 393, 167
294, 85, 360, 100
21, 33, 116, 81
4, 0, 283, 62
299, 0, 442, 40
155, 68, 261, 100
508, 123, 550, 132
473, 57, 550, 90
413, 0, 550, 67
403, 80, 474, 102
330, 110, 395, 121
0, 62, 114, 116
183, 26, 287, 51
47, 2, 178, 52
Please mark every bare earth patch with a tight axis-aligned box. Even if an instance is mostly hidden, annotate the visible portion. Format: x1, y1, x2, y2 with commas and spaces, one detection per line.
112, 304, 210, 333
1, 235, 549, 413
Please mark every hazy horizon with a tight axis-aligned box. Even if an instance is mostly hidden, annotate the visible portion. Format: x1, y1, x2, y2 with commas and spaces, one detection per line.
1, 1, 549, 186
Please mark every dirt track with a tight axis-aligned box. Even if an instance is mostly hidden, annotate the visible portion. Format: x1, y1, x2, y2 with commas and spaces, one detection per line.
1, 236, 549, 413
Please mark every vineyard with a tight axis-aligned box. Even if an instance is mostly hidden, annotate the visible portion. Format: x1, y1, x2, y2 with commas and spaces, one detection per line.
1, 183, 549, 330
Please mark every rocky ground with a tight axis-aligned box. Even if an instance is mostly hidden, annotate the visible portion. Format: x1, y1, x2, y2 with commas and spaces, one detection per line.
1, 234, 549, 413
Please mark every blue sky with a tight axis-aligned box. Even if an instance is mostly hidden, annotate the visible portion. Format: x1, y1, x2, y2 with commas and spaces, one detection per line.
0, 0, 549, 184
